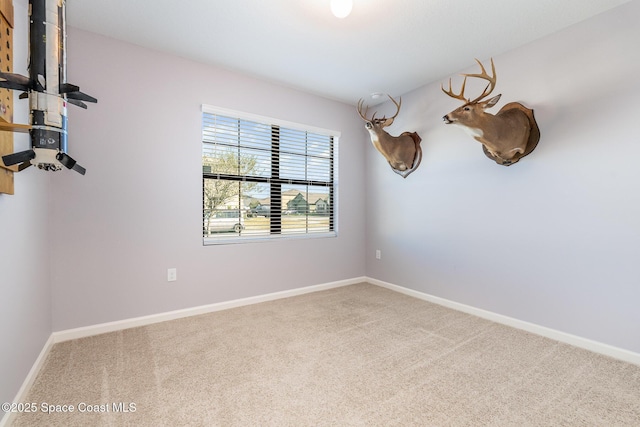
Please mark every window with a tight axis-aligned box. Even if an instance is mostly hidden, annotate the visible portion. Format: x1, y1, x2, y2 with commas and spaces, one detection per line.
202, 105, 338, 244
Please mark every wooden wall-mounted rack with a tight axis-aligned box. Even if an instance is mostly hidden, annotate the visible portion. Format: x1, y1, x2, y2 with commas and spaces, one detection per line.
0, 0, 15, 194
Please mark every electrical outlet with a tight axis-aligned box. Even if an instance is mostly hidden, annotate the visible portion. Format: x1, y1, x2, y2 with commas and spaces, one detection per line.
376, 250, 381, 260
167, 268, 177, 282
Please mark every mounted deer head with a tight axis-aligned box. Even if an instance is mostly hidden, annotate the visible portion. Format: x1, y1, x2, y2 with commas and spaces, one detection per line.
441, 58, 540, 166
357, 94, 422, 178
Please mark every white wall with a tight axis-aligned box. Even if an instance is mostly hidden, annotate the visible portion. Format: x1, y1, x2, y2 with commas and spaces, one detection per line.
48, 29, 367, 331
365, 1, 640, 353
0, 0, 52, 406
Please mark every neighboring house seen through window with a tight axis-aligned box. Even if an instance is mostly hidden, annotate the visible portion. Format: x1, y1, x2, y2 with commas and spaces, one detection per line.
202, 105, 337, 244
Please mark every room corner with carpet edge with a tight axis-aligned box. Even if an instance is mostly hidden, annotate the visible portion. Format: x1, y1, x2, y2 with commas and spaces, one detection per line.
2, 0, 640, 425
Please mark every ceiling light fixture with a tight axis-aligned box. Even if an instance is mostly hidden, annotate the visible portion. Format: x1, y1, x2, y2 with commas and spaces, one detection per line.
330, 0, 353, 19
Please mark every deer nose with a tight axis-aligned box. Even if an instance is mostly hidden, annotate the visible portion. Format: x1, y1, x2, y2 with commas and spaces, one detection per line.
443, 115, 452, 124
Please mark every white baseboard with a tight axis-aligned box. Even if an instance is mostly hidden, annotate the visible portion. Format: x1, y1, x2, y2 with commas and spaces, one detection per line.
0, 334, 55, 427
53, 277, 366, 343
367, 277, 640, 366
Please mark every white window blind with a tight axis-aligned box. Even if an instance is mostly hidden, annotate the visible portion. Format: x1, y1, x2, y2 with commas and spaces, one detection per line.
202, 105, 337, 243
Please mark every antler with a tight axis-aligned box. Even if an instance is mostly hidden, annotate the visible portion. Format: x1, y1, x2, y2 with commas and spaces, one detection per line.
384, 95, 402, 121
441, 58, 497, 104
463, 58, 496, 104
357, 98, 372, 121
357, 94, 402, 123
441, 77, 469, 102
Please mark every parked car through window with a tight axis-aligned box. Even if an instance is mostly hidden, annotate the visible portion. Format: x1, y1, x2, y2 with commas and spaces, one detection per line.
203, 209, 244, 235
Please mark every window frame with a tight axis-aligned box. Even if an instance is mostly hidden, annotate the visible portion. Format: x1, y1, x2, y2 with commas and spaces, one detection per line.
202, 104, 339, 245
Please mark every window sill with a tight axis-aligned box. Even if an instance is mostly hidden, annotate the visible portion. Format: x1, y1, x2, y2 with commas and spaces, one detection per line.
203, 231, 337, 246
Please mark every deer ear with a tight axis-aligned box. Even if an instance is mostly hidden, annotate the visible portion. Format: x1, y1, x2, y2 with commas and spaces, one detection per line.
483, 94, 502, 109
382, 118, 395, 127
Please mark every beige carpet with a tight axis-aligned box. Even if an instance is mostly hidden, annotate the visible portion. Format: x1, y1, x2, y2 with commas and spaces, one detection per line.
11, 283, 640, 426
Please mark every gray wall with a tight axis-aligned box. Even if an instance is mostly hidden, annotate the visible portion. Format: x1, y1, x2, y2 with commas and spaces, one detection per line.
365, 1, 640, 353
49, 28, 367, 331
0, 0, 51, 406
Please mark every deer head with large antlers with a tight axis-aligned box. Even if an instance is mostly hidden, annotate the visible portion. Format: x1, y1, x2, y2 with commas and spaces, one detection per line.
357, 94, 422, 178
442, 58, 540, 166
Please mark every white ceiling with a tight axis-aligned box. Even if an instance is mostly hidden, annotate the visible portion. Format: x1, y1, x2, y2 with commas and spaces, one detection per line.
66, 0, 630, 105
